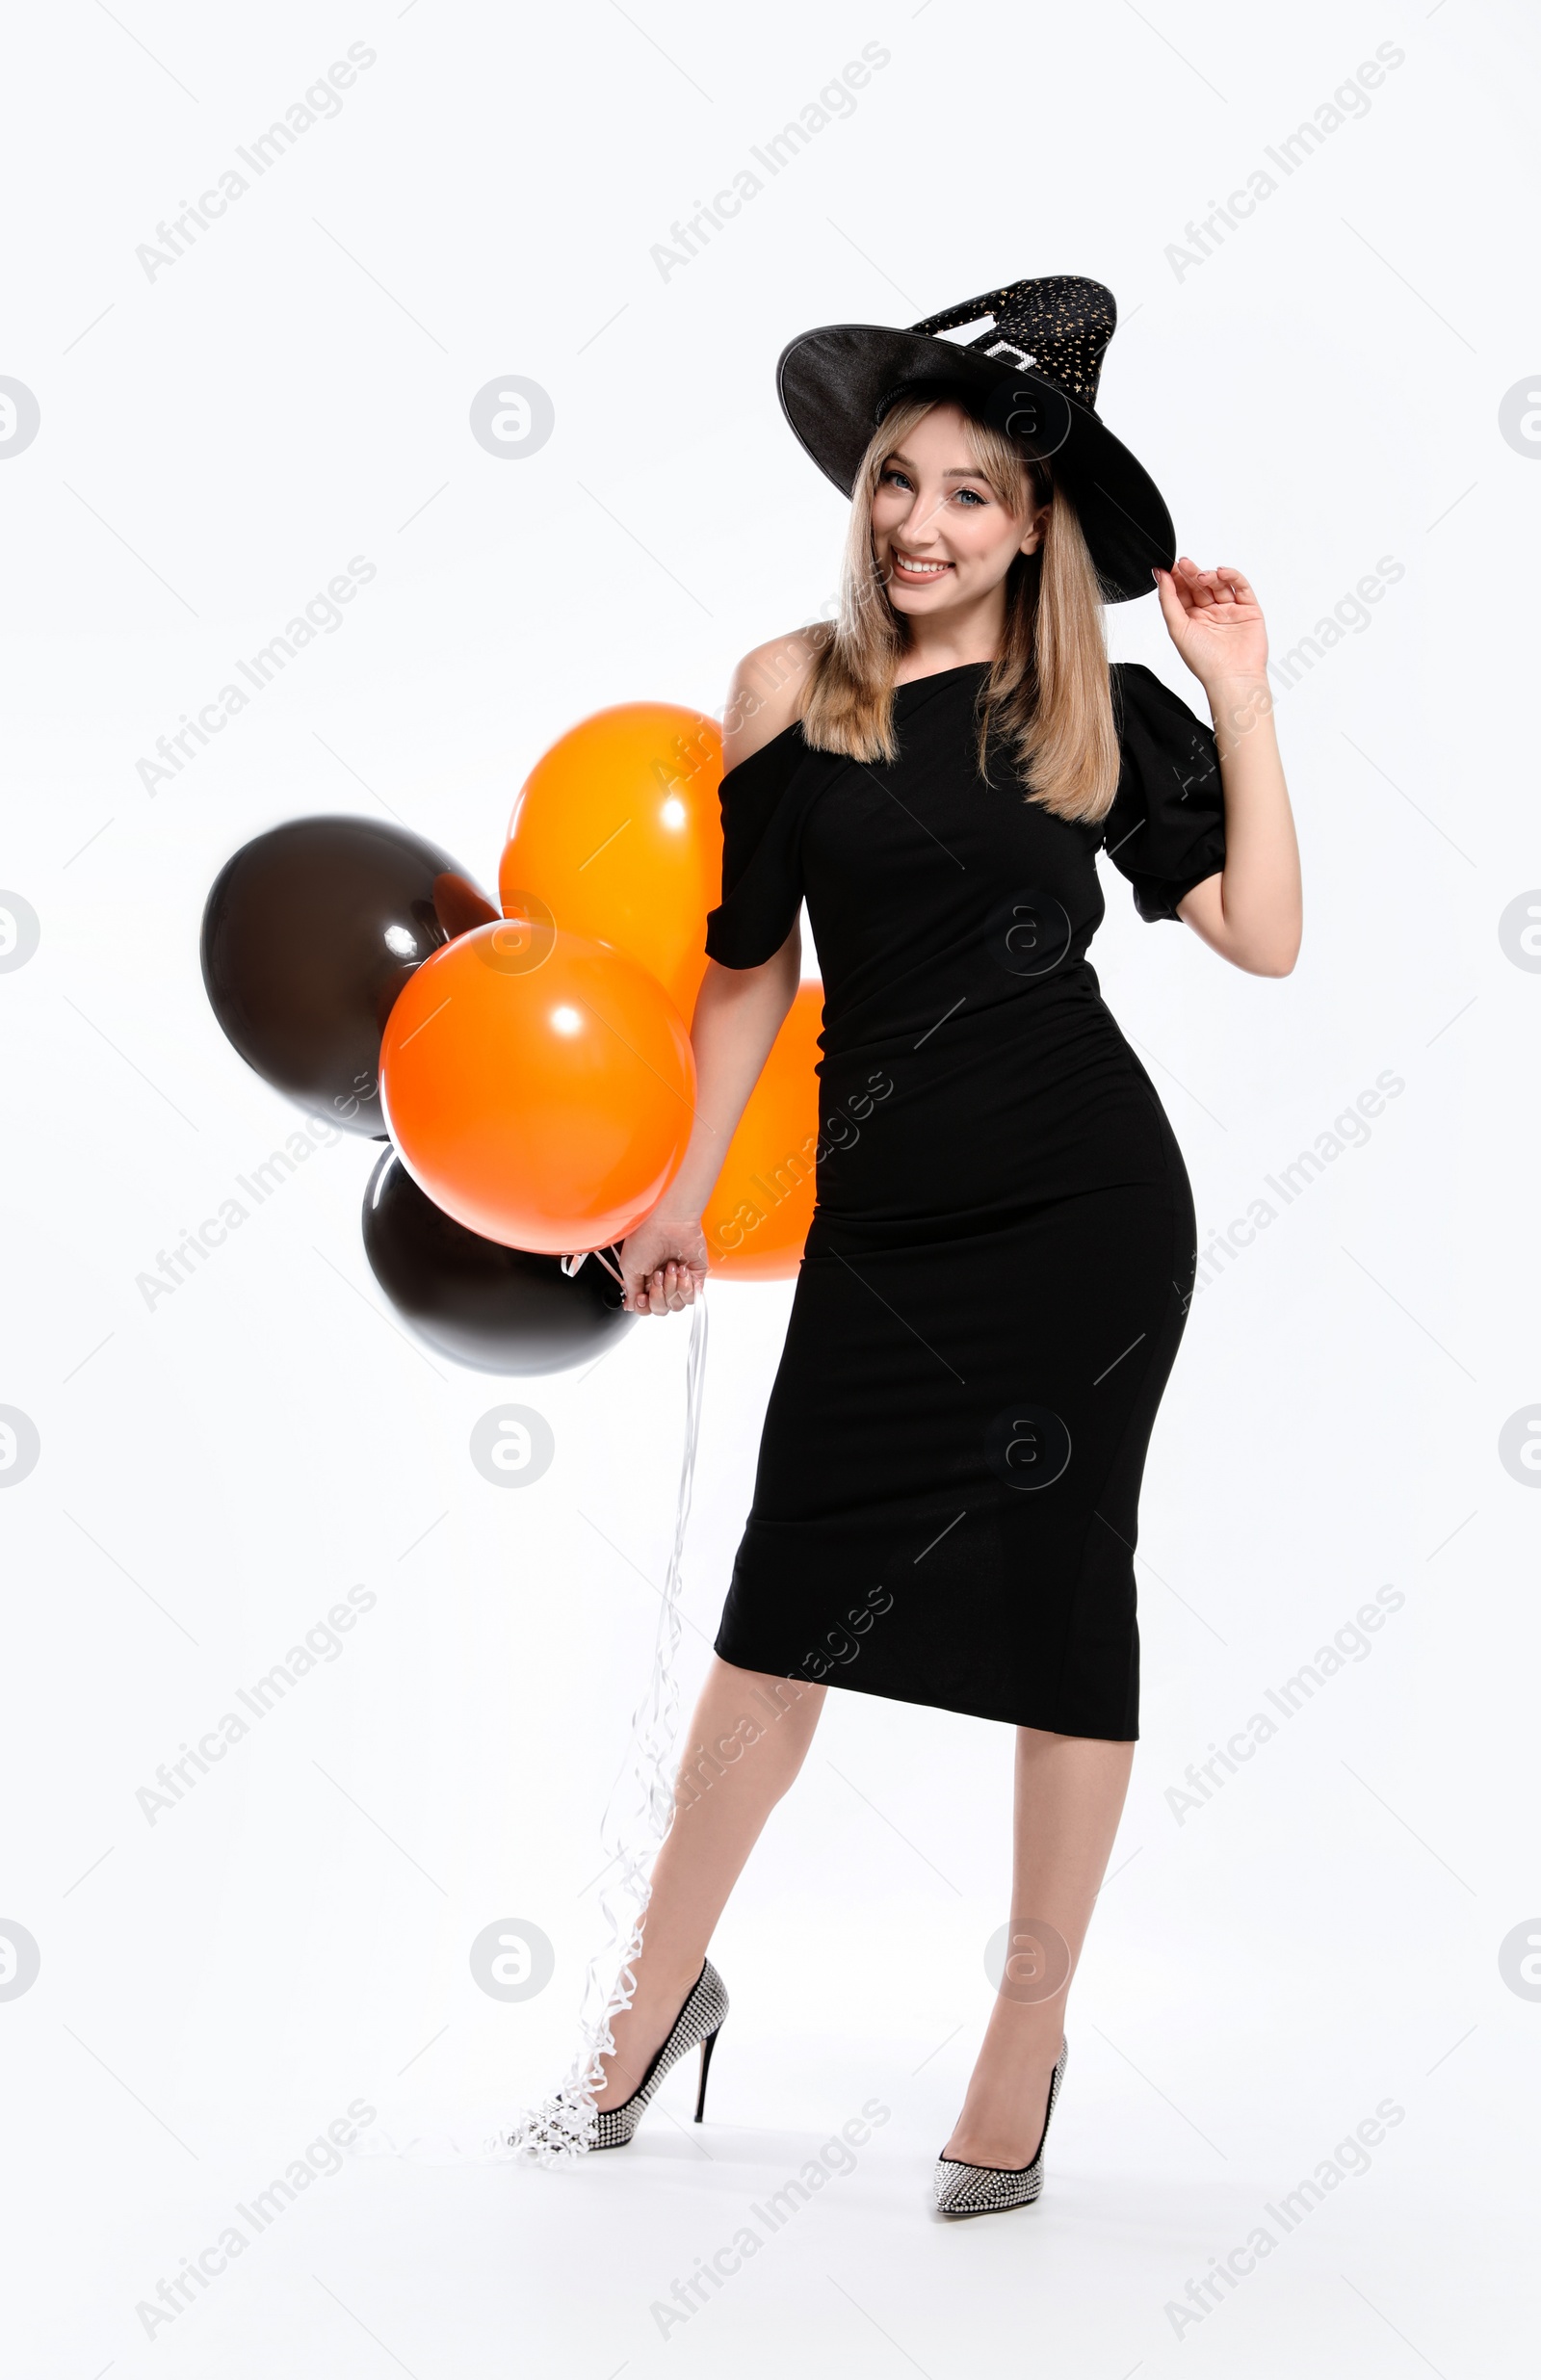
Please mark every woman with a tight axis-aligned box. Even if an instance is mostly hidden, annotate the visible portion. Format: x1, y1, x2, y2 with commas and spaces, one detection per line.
599, 275, 1299, 2213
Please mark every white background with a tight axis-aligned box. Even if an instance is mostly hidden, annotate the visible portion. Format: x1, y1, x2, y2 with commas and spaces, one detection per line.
1, 0, 1536, 2371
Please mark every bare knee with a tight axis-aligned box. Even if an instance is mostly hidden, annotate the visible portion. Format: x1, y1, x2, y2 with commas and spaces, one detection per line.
675, 1666, 825, 1811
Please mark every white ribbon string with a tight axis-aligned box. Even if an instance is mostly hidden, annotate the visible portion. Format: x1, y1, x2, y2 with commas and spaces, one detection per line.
561, 1245, 628, 1292
500, 1287, 710, 2161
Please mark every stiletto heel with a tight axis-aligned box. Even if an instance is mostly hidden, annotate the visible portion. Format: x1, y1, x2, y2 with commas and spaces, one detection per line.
589, 1958, 730, 2151
693, 2025, 720, 2123
932, 2038, 1069, 2215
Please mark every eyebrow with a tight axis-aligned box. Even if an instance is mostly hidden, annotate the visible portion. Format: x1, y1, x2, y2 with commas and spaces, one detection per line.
885, 452, 991, 480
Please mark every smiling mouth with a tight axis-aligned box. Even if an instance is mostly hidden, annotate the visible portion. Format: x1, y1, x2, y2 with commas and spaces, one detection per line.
891, 551, 952, 578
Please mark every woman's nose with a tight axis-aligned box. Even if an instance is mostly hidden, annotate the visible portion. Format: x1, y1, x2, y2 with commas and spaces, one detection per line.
906, 491, 950, 539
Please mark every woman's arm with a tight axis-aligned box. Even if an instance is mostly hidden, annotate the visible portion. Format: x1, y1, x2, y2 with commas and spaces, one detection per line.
1155, 560, 1302, 979
619, 924, 802, 1314
620, 630, 819, 1313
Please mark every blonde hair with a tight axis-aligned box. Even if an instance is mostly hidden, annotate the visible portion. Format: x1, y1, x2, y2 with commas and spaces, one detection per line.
799, 395, 1120, 824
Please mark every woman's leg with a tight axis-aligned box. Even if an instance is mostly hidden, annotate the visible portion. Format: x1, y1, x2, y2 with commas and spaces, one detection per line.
942, 1727, 1134, 2165
591, 1657, 826, 2108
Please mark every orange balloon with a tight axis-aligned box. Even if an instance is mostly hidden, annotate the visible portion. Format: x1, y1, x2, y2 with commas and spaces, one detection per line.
379, 922, 695, 1255
500, 702, 722, 1025
704, 981, 824, 1280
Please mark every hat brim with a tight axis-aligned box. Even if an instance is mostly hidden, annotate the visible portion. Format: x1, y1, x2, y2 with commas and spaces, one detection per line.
776, 324, 1174, 605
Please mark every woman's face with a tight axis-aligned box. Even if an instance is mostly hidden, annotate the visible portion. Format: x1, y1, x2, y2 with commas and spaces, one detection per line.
870, 403, 1045, 618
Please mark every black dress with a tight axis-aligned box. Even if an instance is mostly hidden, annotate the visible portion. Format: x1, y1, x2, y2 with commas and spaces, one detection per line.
706, 661, 1226, 1739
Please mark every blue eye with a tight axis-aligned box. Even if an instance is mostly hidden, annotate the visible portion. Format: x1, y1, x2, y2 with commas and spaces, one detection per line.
953, 487, 985, 506
881, 467, 912, 489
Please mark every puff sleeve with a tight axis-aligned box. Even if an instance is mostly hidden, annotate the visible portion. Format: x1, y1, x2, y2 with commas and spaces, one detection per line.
703, 729, 809, 969
1101, 662, 1227, 924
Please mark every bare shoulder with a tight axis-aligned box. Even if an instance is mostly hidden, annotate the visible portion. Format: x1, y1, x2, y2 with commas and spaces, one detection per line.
721, 621, 832, 772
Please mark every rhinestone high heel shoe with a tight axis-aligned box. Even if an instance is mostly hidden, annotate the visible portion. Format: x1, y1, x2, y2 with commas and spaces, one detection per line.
589, 1958, 730, 2150
932, 2038, 1068, 2215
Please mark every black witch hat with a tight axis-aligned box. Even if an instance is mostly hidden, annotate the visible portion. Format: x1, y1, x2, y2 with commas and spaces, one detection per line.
776, 275, 1173, 603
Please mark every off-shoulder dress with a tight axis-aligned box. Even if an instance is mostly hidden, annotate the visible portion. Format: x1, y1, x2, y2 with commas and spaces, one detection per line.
705, 660, 1225, 1738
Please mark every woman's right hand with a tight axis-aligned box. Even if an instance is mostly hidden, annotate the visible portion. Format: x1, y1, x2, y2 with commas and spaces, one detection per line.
618, 1212, 709, 1315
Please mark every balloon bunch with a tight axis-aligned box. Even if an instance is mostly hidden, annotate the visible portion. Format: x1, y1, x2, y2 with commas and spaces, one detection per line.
200, 704, 821, 1374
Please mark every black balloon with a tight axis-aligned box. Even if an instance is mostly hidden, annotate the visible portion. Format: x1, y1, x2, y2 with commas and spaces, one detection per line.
200, 815, 498, 1137
362, 1149, 636, 1374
